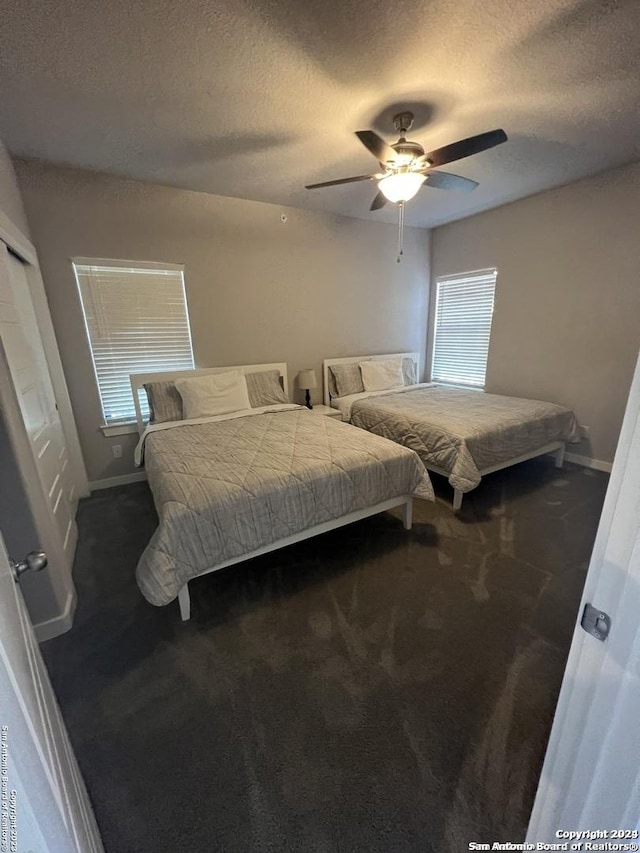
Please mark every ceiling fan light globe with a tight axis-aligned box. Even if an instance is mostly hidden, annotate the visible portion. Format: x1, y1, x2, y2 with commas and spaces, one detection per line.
379, 172, 426, 203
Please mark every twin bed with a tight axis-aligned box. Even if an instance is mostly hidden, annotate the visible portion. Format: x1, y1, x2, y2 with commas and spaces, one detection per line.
131, 355, 579, 619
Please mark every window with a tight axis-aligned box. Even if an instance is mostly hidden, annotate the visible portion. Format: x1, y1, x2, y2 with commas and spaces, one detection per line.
73, 259, 194, 425
430, 268, 497, 389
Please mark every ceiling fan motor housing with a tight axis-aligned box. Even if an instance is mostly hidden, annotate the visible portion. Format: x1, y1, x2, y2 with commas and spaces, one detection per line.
391, 139, 424, 160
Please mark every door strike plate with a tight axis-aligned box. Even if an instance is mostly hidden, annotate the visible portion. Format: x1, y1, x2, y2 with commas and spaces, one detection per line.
581, 603, 611, 642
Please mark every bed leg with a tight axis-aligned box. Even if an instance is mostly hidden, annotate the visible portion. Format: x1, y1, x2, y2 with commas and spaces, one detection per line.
555, 444, 565, 468
453, 489, 463, 511
402, 499, 413, 530
178, 584, 191, 621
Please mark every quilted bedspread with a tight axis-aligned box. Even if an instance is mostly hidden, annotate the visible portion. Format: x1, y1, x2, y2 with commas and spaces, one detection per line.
348, 386, 580, 494
136, 409, 433, 606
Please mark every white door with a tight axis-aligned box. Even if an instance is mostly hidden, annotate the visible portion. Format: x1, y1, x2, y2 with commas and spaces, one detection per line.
0, 530, 103, 851
0, 244, 77, 564
527, 351, 640, 839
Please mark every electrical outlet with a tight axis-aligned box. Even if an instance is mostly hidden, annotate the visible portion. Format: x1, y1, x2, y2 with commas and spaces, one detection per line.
579, 425, 590, 438
112, 444, 123, 458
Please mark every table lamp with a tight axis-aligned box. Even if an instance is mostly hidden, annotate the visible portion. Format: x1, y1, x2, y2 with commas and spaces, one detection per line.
296, 369, 317, 409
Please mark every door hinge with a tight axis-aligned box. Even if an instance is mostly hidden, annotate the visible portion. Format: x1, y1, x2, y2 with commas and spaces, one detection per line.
581, 603, 611, 641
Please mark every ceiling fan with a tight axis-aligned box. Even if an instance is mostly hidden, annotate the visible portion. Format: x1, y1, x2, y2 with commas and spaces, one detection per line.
305, 112, 508, 211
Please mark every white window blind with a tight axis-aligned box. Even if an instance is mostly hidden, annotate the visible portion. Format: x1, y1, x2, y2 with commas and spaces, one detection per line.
73, 260, 194, 424
431, 268, 497, 389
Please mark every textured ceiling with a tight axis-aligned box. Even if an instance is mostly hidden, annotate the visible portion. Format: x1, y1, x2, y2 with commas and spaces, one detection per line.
1, 0, 639, 228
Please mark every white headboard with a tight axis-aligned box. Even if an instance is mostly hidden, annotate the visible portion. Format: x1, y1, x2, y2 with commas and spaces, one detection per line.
129, 362, 288, 436
322, 352, 420, 406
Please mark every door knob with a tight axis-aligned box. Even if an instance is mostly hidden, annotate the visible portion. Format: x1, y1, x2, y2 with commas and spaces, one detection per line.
10, 551, 48, 582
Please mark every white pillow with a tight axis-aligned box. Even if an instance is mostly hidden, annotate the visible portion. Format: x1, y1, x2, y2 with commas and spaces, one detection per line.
175, 370, 251, 419
359, 357, 404, 392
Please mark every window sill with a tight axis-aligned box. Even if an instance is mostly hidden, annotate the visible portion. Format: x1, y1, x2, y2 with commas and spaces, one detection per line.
100, 422, 139, 437
432, 382, 484, 392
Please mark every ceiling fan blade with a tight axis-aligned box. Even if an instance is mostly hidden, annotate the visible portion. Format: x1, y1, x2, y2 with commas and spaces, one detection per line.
425, 129, 508, 168
356, 130, 398, 164
423, 171, 479, 193
370, 191, 387, 211
305, 174, 375, 190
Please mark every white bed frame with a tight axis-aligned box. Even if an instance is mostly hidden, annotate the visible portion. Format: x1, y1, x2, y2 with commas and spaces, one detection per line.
322, 352, 565, 511
129, 363, 414, 620
175, 497, 412, 620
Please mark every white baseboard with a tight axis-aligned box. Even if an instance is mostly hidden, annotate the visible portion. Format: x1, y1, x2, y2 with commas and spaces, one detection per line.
563, 451, 613, 474
89, 471, 148, 491
35, 589, 77, 643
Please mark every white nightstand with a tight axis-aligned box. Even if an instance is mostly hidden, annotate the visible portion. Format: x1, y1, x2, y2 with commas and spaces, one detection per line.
307, 404, 343, 420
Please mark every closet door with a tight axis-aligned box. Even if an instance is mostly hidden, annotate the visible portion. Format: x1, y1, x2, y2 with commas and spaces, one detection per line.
0, 244, 77, 564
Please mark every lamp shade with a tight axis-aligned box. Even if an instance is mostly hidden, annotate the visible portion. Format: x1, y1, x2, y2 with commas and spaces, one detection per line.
379, 172, 426, 203
296, 369, 317, 390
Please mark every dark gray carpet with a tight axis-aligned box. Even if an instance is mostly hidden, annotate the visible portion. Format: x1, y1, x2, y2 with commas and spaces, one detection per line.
42, 459, 608, 852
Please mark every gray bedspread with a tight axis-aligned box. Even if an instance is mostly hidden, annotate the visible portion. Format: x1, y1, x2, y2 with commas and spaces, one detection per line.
136, 409, 433, 606
349, 387, 580, 493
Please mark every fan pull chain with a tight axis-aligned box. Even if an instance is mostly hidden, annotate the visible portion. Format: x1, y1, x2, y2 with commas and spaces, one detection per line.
396, 201, 405, 263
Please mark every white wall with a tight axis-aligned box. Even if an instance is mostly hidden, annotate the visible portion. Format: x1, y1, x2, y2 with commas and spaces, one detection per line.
430, 161, 640, 465
15, 159, 431, 483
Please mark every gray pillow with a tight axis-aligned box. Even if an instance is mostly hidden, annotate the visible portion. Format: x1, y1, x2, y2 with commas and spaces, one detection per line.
402, 357, 418, 385
327, 369, 338, 400
143, 381, 184, 424
245, 370, 288, 407
329, 363, 364, 398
